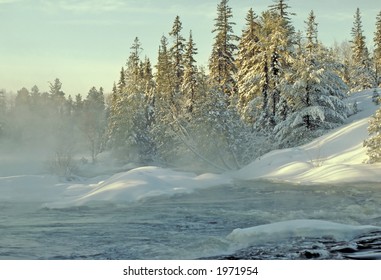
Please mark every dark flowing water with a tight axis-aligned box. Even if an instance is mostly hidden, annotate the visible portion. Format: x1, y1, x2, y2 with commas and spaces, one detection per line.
1, 181, 381, 260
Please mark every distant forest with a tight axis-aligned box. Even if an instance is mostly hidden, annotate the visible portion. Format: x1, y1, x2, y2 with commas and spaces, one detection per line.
1, 0, 381, 176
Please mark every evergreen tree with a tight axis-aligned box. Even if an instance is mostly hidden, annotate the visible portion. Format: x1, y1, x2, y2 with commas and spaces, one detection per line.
374, 10, 381, 86
49, 78, 65, 98
242, 10, 293, 131
236, 8, 261, 123
274, 11, 349, 147
151, 36, 182, 163
108, 40, 154, 162
209, 0, 238, 98
305, 10, 318, 54
108, 71, 127, 151
117, 67, 126, 93
142, 57, 155, 97
49, 78, 66, 114
125, 37, 143, 94
268, 0, 295, 40
182, 30, 198, 113
155, 35, 175, 103
141, 57, 156, 125
169, 16, 186, 94
350, 8, 373, 91
364, 102, 381, 163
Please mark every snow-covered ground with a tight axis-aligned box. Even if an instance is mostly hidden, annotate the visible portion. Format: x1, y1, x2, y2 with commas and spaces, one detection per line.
235, 89, 381, 184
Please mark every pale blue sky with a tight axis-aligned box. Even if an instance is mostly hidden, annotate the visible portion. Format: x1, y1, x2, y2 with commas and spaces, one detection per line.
0, 0, 379, 95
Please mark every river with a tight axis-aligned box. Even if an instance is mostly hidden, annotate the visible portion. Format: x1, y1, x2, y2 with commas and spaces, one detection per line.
1, 180, 381, 259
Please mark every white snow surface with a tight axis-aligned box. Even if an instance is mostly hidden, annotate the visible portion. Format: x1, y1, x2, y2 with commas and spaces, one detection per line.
42, 167, 232, 208
0, 89, 381, 207
227, 219, 381, 247
234, 89, 381, 184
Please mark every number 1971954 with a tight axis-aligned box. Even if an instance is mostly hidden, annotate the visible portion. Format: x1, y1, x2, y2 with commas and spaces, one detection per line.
217, 266, 258, 276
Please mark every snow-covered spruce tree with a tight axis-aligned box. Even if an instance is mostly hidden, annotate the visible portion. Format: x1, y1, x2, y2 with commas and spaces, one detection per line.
349, 8, 374, 91
151, 35, 184, 163
155, 36, 175, 104
236, 8, 262, 124
141, 57, 156, 126
169, 15, 186, 95
364, 103, 381, 163
374, 10, 381, 86
274, 11, 349, 148
107, 79, 121, 149
209, 0, 239, 98
108, 67, 129, 151
125, 37, 144, 93
117, 67, 126, 93
107, 39, 154, 162
305, 10, 318, 52
268, 0, 295, 40
238, 10, 293, 133
182, 30, 198, 113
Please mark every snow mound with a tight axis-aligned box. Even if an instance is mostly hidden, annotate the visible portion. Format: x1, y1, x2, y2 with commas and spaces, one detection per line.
44, 166, 231, 208
227, 219, 381, 248
235, 89, 381, 184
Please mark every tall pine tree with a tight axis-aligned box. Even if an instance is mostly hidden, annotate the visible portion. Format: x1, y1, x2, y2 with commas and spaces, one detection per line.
349, 8, 373, 91
169, 16, 186, 94
268, 0, 295, 39
249, 10, 293, 131
155, 36, 175, 103
125, 37, 143, 94
209, 0, 238, 98
182, 30, 198, 113
236, 8, 261, 123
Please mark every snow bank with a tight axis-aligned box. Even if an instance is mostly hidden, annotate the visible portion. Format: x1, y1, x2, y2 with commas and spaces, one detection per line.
235, 89, 381, 184
227, 219, 381, 248
44, 166, 231, 208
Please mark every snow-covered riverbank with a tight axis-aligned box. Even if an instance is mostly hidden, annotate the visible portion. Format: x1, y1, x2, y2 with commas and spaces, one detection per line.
1, 90, 380, 208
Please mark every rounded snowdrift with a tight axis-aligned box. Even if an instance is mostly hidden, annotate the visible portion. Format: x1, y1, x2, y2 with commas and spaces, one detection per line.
44, 166, 231, 208
227, 219, 381, 248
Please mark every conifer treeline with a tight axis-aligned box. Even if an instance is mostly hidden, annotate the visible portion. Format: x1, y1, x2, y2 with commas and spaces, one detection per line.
107, 0, 381, 168
2, 0, 381, 171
